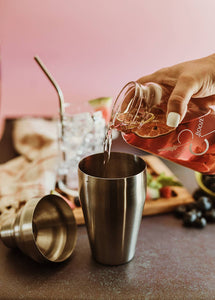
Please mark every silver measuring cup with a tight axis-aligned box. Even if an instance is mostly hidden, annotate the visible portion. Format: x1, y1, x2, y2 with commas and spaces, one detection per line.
78, 152, 147, 265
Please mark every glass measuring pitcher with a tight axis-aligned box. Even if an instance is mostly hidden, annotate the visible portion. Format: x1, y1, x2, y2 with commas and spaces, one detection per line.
110, 81, 215, 174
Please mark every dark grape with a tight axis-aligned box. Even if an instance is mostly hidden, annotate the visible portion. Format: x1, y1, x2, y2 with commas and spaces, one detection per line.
209, 182, 215, 193
192, 188, 207, 201
196, 196, 212, 211
186, 202, 197, 211
190, 209, 202, 218
183, 211, 197, 227
174, 205, 187, 218
210, 198, 215, 208
194, 217, 207, 229
204, 209, 215, 223
202, 175, 215, 188
202, 175, 215, 192
173, 192, 215, 229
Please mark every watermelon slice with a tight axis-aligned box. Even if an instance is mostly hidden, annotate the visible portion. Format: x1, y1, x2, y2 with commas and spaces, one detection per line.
88, 97, 112, 124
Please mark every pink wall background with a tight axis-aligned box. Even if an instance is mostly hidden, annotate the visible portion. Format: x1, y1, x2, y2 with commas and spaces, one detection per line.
0, 0, 215, 120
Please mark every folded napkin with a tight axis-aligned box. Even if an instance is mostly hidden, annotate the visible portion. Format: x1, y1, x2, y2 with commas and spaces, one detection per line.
0, 118, 59, 228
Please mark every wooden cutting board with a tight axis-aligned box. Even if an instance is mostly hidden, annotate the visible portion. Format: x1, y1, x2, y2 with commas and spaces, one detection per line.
71, 155, 194, 225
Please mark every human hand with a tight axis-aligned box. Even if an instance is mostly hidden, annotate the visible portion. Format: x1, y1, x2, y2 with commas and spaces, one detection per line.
137, 54, 215, 127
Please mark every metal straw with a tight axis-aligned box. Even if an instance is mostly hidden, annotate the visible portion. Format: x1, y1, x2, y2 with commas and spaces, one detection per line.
34, 56, 65, 140
34, 56, 69, 194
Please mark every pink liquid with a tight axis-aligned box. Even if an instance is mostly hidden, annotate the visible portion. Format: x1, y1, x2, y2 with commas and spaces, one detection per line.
121, 109, 215, 174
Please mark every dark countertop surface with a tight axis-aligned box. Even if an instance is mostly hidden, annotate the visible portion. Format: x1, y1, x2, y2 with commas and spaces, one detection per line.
0, 119, 214, 300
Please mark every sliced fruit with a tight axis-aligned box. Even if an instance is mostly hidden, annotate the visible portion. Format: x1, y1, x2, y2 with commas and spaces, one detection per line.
146, 187, 160, 200
115, 111, 155, 132
160, 186, 172, 198
88, 97, 112, 123
134, 121, 174, 138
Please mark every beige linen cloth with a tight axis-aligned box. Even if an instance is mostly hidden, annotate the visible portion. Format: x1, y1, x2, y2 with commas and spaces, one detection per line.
0, 117, 59, 228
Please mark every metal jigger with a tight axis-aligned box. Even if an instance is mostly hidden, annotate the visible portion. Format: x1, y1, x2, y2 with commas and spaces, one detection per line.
0, 194, 77, 263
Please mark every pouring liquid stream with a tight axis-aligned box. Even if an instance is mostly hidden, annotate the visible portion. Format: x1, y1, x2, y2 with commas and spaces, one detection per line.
103, 127, 113, 166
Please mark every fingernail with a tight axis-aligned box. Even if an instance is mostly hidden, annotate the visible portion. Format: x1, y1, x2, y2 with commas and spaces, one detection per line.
166, 112, 180, 127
